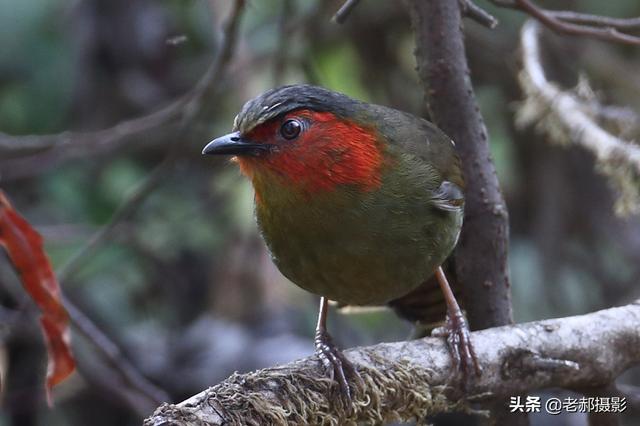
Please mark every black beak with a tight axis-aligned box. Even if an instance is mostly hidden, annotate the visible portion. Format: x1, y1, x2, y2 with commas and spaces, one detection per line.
202, 131, 272, 157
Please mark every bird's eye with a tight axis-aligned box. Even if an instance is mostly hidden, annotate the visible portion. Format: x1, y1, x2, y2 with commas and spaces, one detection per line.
280, 119, 302, 140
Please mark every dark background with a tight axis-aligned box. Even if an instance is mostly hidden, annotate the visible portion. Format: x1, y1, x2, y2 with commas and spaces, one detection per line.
0, 1, 639, 425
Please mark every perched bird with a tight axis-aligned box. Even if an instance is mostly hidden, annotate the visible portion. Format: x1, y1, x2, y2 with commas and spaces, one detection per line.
203, 84, 478, 399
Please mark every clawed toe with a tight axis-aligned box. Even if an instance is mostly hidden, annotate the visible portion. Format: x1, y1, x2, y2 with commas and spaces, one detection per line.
314, 329, 361, 409
433, 312, 481, 382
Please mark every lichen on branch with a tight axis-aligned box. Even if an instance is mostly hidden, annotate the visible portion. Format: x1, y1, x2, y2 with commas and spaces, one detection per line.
517, 20, 640, 216
144, 302, 640, 425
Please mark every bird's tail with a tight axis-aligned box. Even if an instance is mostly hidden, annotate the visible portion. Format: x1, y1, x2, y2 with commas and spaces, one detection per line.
387, 258, 462, 330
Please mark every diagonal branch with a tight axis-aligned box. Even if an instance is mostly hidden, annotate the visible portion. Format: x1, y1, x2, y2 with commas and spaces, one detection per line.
144, 301, 640, 425
0, 0, 243, 166
332, 0, 362, 24
58, 0, 245, 286
548, 12, 640, 30
492, 0, 640, 45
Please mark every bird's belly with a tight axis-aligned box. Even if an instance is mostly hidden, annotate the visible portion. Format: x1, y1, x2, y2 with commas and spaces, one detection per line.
272, 238, 439, 305
257, 195, 462, 305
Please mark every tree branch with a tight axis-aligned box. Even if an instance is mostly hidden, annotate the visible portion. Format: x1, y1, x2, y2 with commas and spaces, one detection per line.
406, 1, 515, 422
517, 20, 640, 215
492, 0, 640, 45
406, 0, 512, 330
332, 0, 362, 24
459, 0, 498, 29
144, 301, 640, 425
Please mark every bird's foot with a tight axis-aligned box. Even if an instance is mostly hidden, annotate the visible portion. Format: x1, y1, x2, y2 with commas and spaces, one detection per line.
314, 329, 361, 410
432, 311, 481, 381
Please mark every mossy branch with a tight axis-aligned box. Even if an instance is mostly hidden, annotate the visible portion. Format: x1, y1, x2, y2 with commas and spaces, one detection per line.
144, 301, 640, 425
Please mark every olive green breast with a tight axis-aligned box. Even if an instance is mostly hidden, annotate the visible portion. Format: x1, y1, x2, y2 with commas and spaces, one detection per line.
252, 151, 463, 305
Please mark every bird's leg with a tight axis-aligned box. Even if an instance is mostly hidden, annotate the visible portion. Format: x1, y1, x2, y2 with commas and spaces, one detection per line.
314, 296, 359, 405
431, 266, 481, 378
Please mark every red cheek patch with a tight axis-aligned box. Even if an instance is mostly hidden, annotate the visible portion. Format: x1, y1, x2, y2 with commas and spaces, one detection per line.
238, 110, 384, 194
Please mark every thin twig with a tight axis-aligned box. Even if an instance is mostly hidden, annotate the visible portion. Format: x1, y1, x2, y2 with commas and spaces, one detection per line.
63, 296, 169, 408
55, 150, 178, 284
57, 0, 245, 284
516, 0, 640, 45
549, 11, 640, 30
459, 0, 498, 29
332, 0, 362, 24
0, 0, 243, 165
492, 0, 640, 45
54, 149, 177, 407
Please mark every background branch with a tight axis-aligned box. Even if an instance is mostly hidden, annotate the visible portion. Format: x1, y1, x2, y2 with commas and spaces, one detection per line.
332, 0, 362, 24
517, 20, 640, 215
493, 0, 640, 45
144, 301, 640, 425
460, 0, 498, 29
0, 0, 244, 174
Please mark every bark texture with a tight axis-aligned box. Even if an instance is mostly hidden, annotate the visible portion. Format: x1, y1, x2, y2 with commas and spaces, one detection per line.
406, 0, 513, 331
144, 301, 640, 425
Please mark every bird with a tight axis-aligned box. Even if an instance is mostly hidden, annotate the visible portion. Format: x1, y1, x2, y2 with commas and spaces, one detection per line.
202, 84, 478, 401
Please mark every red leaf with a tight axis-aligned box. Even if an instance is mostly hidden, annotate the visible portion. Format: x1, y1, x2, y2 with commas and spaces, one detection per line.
0, 190, 75, 405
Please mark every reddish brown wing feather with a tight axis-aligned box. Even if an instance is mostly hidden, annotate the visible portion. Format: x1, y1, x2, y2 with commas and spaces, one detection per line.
0, 190, 75, 405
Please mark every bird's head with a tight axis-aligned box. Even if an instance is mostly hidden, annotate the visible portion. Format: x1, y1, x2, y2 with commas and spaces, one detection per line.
203, 85, 386, 196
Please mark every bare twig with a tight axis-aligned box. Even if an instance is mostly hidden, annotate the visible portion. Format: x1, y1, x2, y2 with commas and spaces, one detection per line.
58, 0, 244, 286
332, 0, 362, 24
492, 0, 640, 45
64, 297, 169, 412
59, 0, 245, 283
144, 301, 640, 425
518, 20, 640, 215
0, 0, 243, 168
0, 103, 179, 160
0, 270, 168, 410
55, 152, 176, 284
459, 0, 498, 29
549, 12, 640, 30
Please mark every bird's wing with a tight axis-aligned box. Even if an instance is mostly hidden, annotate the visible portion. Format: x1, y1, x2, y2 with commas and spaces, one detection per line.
367, 105, 465, 190
430, 180, 465, 212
